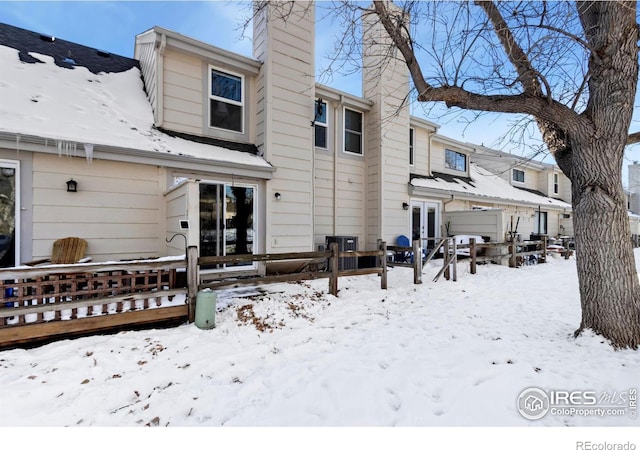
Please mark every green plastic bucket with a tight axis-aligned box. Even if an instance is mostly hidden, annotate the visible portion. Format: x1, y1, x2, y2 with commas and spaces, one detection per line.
195, 289, 217, 329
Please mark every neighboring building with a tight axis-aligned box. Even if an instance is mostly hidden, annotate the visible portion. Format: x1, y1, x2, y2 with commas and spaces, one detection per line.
0, 1, 578, 272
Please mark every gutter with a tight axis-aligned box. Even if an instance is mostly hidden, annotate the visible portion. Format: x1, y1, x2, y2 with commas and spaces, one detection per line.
0, 132, 275, 179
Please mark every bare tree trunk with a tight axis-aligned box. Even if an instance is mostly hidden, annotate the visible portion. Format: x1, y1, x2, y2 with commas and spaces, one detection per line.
569, 1, 640, 348
571, 139, 640, 348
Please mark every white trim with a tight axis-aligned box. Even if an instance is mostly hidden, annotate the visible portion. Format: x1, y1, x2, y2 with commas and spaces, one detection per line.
445, 148, 467, 172
0, 158, 19, 267
409, 127, 415, 167
198, 179, 258, 273
314, 99, 328, 150
343, 107, 364, 156
208, 65, 245, 134
512, 168, 526, 184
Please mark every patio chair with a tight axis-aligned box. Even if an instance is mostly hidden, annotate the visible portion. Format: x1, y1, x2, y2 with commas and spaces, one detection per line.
24, 237, 91, 266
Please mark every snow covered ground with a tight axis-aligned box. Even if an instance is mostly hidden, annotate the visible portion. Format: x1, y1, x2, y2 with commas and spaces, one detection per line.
1, 251, 639, 447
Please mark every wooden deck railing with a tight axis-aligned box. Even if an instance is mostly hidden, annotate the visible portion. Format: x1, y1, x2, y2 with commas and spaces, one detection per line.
0, 258, 187, 347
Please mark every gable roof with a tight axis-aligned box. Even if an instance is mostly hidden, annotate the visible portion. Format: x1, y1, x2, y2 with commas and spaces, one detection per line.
0, 23, 272, 175
410, 163, 572, 209
0, 22, 138, 74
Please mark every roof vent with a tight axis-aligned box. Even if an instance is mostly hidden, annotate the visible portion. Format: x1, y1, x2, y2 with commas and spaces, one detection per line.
39, 34, 55, 42
96, 49, 111, 58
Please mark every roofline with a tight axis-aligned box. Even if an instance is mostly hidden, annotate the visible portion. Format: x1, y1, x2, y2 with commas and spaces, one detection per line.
408, 183, 572, 211
136, 26, 262, 76
431, 133, 476, 153
0, 132, 275, 179
410, 116, 440, 132
315, 84, 374, 111
471, 145, 555, 171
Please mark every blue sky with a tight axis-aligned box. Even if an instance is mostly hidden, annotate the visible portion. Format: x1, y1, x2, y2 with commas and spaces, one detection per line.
1, 1, 640, 181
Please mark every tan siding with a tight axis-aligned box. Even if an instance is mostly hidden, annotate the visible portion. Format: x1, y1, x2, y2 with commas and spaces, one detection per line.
31, 154, 163, 262
255, 2, 315, 252
162, 49, 203, 134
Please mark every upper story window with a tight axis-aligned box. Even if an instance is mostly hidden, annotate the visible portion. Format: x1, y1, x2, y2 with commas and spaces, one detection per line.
553, 173, 559, 194
445, 149, 466, 172
314, 99, 328, 149
409, 128, 415, 166
513, 168, 525, 183
209, 66, 244, 133
344, 108, 363, 155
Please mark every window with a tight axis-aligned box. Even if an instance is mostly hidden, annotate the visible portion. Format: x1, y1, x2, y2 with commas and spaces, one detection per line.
409, 128, 415, 166
445, 149, 466, 172
314, 100, 327, 149
534, 211, 548, 235
344, 108, 363, 155
512, 169, 525, 183
553, 173, 559, 194
209, 67, 243, 133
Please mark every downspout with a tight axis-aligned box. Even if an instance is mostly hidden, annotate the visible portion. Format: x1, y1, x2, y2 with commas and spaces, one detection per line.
443, 193, 455, 212
333, 95, 344, 236
427, 130, 435, 176
155, 33, 167, 128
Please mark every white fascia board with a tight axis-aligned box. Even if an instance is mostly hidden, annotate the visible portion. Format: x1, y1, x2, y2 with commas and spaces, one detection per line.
315, 84, 374, 111
154, 26, 262, 76
408, 183, 572, 211
0, 136, 274, 180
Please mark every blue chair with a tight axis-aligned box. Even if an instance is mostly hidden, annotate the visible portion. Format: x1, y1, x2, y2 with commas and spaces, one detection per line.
395, 235, 411, 263
396, 235, 426, 264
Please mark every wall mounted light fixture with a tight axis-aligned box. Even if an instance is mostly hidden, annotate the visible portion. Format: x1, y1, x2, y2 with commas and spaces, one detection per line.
402, 202, 409, 210
66, 178, 78, 192
274, 192, 282, 200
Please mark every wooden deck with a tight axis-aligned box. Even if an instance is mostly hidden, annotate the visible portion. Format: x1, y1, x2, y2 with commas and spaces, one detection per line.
1, 258, 187, 349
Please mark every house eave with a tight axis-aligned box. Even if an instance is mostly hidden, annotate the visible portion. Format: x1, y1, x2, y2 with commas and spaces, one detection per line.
408, 183, 571, 211
0, 132, 275, 180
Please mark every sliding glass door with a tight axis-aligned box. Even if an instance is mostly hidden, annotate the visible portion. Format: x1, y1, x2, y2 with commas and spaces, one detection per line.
199, 182, 255, 269
0, 161, 18, 268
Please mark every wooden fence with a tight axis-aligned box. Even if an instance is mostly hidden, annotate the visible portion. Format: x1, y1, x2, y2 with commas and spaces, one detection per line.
186, 242, 388, 322
0, 258, 187, 348
0, 242, 389, 348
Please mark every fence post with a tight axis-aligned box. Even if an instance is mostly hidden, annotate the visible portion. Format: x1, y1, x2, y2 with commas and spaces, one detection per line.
509, 241, 517, 268
186, 245, 199, 323
452, 240, 458, 282
542, 236, 547, 263
329, 242, 339, 296
444, 238, 450, 280
470, 238, 477, 274
413, 239, 422, 285
380, 241, 388, 290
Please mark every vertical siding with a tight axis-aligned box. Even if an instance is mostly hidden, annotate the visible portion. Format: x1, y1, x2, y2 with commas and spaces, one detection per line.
134, 38, 158, 121
31, 154, 163, 262
254, 1, 315, 252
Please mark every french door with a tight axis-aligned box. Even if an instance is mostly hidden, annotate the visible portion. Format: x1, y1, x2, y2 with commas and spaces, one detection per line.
411, 200, 439, 250
0, 160, 18, 268
199, 182, 255, 270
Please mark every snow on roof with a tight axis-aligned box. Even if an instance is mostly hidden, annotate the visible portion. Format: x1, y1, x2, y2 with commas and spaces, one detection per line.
411, 163, 572, 209
0, 44, 272, 170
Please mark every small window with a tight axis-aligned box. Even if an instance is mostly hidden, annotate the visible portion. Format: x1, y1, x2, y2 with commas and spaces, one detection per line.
344, 108, 363, 155
314, 100, 328, 149
445, 149, 466, 172
512, 169, 525, 183
409, 128, 415, 166
553, 173, 559, 194
209, 67, 243, 133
